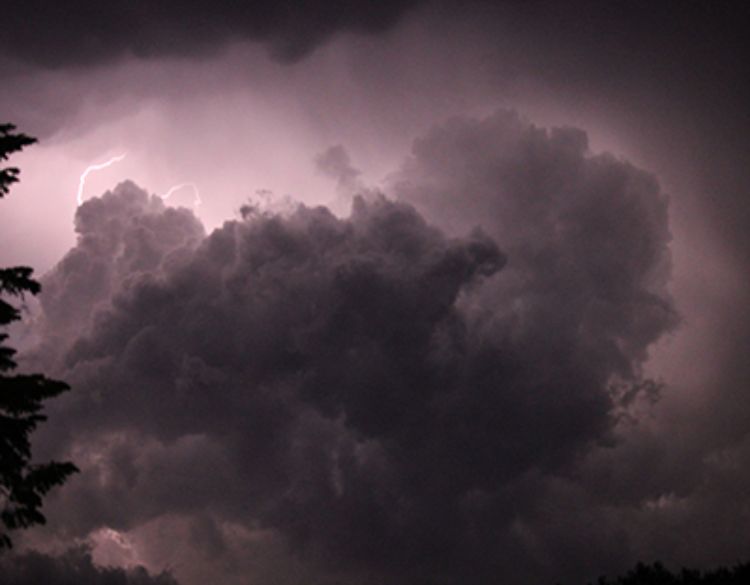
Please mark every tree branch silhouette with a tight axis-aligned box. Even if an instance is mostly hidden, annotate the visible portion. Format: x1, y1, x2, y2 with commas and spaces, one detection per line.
0, 123, 78, 549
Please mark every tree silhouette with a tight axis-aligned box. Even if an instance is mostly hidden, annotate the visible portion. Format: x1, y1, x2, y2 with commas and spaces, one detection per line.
0, 123, 78, 549
585, 561, 750, 585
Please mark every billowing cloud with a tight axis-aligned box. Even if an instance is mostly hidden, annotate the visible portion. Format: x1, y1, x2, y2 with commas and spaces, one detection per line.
0, 546, 178, 585
391, 109, 676, 377
21, 111, 680, 584
0, 0, 422, 67
380, 110, 750, 583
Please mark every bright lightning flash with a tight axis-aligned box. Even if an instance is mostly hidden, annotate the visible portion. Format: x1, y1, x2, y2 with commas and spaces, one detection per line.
160, 182, 202, 207
77, 154, 127, 206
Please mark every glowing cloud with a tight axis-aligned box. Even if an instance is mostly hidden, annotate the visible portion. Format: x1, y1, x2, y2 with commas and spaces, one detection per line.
76, 153, 127, 205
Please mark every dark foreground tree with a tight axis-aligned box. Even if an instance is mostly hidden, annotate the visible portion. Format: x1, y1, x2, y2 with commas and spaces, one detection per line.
586, 561, 750, 585
0, 123, 78, 549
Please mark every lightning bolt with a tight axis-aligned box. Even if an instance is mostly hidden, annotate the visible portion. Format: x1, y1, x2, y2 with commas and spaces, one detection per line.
77, 153, 127, 206
160, 182, 202, 207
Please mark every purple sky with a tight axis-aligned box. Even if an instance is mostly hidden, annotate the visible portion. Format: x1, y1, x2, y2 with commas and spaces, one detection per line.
2, 2, 749, 585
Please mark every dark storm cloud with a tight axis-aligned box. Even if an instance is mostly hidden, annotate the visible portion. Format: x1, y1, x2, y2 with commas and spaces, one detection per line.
383, 109, 750, 582
20, 110, 681, 584
0, 0, 422, 67
0, 547, 179, 585
392, 109, 676, 375
384, 111, 683, 582
0, 0, 745, 581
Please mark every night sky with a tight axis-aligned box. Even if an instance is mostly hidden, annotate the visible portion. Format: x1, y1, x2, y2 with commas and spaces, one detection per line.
1, 2, 749, 584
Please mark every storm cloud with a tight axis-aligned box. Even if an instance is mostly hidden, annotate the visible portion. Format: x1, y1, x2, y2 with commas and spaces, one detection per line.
0, 0, 422, 67
391, 110, 676, 378
0, 0, 748, 581
14, 110, 685, 584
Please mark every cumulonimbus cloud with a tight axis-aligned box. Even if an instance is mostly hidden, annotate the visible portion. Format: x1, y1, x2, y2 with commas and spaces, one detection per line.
23, 110, 679, 585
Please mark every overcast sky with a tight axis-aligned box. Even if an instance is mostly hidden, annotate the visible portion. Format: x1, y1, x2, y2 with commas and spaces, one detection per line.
2, 2, 749, 585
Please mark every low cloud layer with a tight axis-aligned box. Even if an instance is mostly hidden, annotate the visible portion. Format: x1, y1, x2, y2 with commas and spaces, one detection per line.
19, 111, 691, 584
